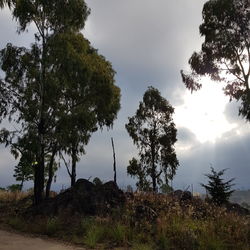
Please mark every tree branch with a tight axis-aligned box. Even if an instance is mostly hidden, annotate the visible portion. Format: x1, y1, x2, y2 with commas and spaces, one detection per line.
222, 60, 245, 84
60, 151, 72, 178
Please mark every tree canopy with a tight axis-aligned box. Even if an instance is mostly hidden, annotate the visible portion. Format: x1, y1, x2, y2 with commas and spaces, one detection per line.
0, 0, 120, 204
181, 0, 250, 119
202, 167, 235, 205
126, 87, 179, 192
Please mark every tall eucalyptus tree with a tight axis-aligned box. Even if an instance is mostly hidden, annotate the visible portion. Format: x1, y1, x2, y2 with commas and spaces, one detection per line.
126, 87, 178, 192
182, 0, 250, 119
0, 0, 120, 204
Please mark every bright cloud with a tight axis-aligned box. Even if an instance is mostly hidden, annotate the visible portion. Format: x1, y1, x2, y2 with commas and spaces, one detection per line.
174, 79, 237, 144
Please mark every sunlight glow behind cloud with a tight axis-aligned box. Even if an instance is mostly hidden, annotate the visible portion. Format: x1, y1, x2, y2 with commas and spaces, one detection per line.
174, 79, 237, 144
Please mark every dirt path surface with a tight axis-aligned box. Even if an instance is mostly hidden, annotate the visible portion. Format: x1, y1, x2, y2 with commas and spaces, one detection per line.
0, 230, 85, 250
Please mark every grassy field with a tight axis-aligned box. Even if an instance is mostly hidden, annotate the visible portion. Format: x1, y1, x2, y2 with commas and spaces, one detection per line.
0, 190, 250, 250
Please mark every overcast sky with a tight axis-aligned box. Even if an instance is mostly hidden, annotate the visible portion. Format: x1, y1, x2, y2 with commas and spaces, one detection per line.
0, 0, 250, 193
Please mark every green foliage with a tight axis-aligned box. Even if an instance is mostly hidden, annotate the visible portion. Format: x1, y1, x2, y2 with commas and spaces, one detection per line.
46, 217, 60, 236
0, 0, 120, 203
160, 183, 173, 194
127, 158, 151, 191
83, 224, 105, 248
202, 167, 235, 205
132, 243, 154, 250
12, 148, 58, 193
8, 216, 25, 231
109, 223, 127, 244
13, 153, 33, 190
157, 235, 170, 250
182, 0, 250, 120
198, 237, 226, 250
7, 184, 22, 192
126, 87, 179, 191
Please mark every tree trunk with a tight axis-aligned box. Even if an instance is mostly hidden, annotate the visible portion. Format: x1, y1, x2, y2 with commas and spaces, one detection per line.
34, 148, 45, 205
45, 147, 57, 198
34, 30, 46, 205
151, 148, 157, 192
71, 147, 77, 187
20, 178, 24, 191
152, 166, 157, 192
34, 117, 45, 205
111, 137, 117, 185
151, 133, 157, 192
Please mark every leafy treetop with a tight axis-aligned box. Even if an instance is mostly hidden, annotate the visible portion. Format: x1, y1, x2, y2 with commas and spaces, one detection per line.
126, 87, 179, 192
182, 0, 250, 119
202, 167, 235, 205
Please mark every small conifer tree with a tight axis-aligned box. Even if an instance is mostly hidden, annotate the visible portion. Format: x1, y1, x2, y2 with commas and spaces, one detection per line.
202, 167, 235, 205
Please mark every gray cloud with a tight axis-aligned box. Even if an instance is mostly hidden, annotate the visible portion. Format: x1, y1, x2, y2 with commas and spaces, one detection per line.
84, 0, 206, 105
174, 129, 250, 192
224, 101, 241, 124
0, 146, 16, 188
177, 127, 198, 145
0, 9, 36, 49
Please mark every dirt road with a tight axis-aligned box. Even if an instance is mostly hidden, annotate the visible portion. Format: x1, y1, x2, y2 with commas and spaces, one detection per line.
0, 230, 85, 250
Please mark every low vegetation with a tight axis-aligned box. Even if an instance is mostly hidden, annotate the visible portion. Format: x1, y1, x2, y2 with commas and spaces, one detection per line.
0, 189, 249, 250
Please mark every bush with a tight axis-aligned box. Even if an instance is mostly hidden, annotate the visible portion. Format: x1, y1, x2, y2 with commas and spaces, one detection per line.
201, 167, 235, 205
109, 223, 127, 244
46, 217, 60, 236
8, 217, 26, 231
7, 184, 22, 192
83, 224, 105, 248
132, 243, 154, 250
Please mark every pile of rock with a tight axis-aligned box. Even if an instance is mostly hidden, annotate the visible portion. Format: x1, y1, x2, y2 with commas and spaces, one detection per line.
31, 179, 125, 216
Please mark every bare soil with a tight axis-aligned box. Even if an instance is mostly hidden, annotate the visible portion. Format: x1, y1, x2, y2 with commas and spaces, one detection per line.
0, 230, 85, 250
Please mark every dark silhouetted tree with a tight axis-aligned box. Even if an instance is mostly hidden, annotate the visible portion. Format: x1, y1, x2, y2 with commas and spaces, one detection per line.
181, 0, 250, 119
13, 154, 33, 191
53, 33, 120, 187
160, 183, 173, 194
0, 0, 89, 205
7, 184, 22, 192
202, 167, 235, 205
127, 158, 151, 191
0, 0, 120, 204
126, 87, 179, 192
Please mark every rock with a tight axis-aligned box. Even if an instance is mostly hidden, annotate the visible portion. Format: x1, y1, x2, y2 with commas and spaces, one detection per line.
135, 204, 157, 222
181, 191, 192, 201
173, 190, 192, 201
173, 189, 183, 199
30, 179, 125, 216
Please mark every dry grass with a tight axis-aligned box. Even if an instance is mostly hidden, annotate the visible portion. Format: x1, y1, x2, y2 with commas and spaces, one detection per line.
1, 191, 250, 249
124, 192, 250, 250
0, 190, 29, 202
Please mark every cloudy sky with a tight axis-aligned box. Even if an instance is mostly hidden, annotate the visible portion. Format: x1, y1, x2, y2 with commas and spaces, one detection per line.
0, 0, 250, 192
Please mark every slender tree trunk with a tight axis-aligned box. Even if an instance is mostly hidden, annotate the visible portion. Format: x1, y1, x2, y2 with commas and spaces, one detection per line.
45, 147, 57, 198
111, 137, 117, 185
151, 127, 157, 192
34, 25, 46, 205
71, 147, 77, 187
152, 164, 156, 192
20, 179, 24, 191
34, 145, 45, 205
151, 148, 157, 192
